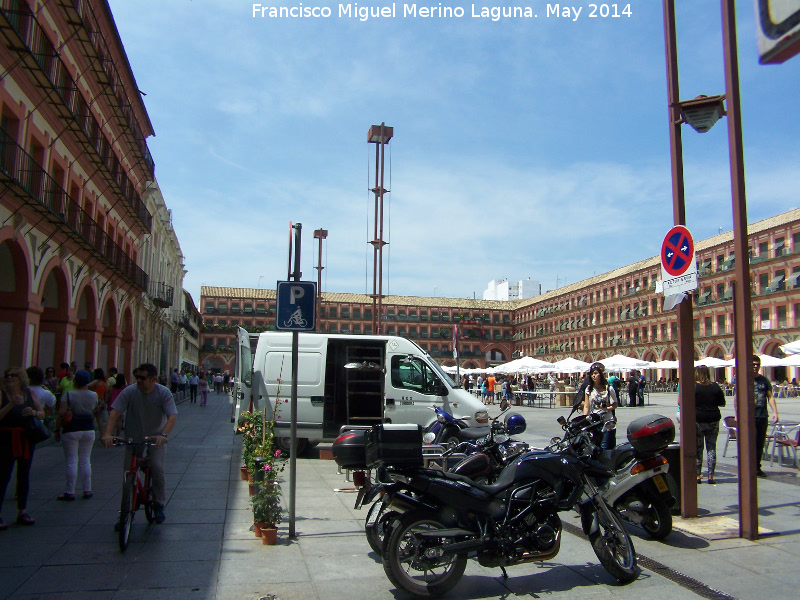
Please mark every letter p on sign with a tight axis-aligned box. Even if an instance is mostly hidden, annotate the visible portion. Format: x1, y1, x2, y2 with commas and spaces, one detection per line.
290, 285, 305, 304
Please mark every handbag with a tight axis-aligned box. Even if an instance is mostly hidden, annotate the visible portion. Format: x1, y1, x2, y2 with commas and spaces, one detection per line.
28, 416, 51, 444
62, 392, 73, 424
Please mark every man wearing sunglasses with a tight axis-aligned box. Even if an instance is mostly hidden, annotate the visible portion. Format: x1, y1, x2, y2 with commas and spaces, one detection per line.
102, 363, 177, 524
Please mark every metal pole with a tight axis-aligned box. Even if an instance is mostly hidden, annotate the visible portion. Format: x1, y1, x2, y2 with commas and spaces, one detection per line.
662, 0, 697, 517
372, 140, 380, 334
289, 223, 301, 538
720, 0, 758, 540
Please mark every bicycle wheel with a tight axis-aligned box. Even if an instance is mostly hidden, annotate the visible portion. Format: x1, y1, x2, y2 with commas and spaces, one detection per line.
118, 473, 136, 551
144, 475, 155, 523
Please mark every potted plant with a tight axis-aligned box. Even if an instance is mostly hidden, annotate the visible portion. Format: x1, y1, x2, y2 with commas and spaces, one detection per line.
251, 475, 283, 544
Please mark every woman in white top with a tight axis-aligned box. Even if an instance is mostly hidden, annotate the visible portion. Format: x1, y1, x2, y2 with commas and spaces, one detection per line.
583, 362, 618, 450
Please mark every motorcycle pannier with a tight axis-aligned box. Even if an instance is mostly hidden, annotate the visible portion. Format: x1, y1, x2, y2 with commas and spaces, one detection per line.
626, 414, 675, 455
365, 423, 423, 468
331, 429, 369, 469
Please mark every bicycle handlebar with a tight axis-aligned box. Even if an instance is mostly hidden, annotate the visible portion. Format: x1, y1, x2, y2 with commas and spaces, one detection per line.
111, 437, 160, 447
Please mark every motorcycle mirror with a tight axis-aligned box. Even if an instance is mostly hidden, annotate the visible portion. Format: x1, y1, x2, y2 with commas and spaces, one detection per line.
550, 436, 561, 445
499, 399, 509, 411
422, 432, 436, 444
603, 421, 617, 432
557, 416, 566, 426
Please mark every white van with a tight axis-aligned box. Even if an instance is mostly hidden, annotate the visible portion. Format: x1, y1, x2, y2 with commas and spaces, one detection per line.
234, 328, 489, 454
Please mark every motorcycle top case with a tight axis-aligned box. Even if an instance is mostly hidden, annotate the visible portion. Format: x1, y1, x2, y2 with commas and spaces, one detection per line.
331, 429, 369, 470
365, 423, 423, 468
626, 414, 675, 455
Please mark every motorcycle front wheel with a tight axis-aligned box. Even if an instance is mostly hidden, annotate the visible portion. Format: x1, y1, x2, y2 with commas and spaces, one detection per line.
589, 502, 638, 583
384, 510, 467, 598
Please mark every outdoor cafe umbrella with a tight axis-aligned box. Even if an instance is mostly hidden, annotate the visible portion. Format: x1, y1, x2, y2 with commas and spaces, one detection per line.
779, 340, 800, 355
650, 360, 680, 369
598, 354, 652, 371
551, 357, 591, 373
494, 356, 556, 374
695, 357, 730, 368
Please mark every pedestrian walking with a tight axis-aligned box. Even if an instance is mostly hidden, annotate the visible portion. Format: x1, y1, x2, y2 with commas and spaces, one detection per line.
693, 365, 725, 485
57, 370, 98, 501
0, 367, 45, 528
198, 373, 209, 407
584, 364, 618, 450
189, 372, 199, 403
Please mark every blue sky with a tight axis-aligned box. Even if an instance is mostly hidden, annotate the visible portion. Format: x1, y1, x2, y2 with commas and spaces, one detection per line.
107, 1, 800, 303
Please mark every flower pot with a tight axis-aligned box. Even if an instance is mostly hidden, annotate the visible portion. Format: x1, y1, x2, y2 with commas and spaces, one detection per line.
240, 466, 249, 481
261, 527, 278, 545
248, 484, 258, 496
254, 521, 268, 537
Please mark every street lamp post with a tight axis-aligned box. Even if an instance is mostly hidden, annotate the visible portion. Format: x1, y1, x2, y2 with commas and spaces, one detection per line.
662, 0, 758, 538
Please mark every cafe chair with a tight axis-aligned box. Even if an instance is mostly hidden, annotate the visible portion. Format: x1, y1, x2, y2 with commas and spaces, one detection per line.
722, 416, 738, 458
771, 424, 800, 468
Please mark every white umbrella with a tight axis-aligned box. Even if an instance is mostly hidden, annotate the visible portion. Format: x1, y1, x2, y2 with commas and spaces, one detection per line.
757, 354, 785, 367
779, 340, 800, 355
723, 354, 784, 367
551, 357, 591, 373
781, 354, 800, 367
695, 357, 730, 368
599, 354, 652, 371
650, 360, 680, 369
494, 356, 555, 374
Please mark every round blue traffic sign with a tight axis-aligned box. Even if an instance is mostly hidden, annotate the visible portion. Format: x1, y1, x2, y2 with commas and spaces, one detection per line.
661, 225, 694, 277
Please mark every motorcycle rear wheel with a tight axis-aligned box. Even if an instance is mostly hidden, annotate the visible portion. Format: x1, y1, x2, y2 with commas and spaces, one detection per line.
639, 494, 672, 540
365, 502, 400, 555
384, 510, 467, 598
589, 502, 638, 583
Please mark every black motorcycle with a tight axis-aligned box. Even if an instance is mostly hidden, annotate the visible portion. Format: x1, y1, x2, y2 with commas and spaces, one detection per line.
362, 410, 529, 554
357, 420, 639, 598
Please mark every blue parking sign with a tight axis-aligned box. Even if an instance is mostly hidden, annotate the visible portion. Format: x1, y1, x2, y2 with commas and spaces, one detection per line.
276, 281, 317, 331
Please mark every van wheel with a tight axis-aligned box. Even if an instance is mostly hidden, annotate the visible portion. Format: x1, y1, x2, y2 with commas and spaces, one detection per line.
276, 436, 308, 457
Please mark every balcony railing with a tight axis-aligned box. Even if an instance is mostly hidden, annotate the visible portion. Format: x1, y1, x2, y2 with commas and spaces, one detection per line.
0, 127, 147, 290
148, 281, 174, 308
51, 0, 155, 177
0, 2, 153, 232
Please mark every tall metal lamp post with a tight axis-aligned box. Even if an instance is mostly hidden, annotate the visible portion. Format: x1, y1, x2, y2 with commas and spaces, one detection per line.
663, 0, 757, 538
368, 123, 392, 334
313, 229, 327, 322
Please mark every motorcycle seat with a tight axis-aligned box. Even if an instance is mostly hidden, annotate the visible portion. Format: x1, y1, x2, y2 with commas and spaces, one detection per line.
459, 427, 491, 441
433, 458, 521, 496
597, 442, 636, 472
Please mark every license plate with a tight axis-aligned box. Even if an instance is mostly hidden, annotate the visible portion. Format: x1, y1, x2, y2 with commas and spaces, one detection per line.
653, 474, 668, 493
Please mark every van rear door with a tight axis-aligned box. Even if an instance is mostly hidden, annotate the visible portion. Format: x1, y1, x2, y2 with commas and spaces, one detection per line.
233, 327, 253, 427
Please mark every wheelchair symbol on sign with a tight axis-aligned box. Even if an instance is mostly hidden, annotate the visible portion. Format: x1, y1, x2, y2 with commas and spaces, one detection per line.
283, 307, 308, 328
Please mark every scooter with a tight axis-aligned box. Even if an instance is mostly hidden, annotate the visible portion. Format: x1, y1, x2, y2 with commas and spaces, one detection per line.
422, 405, 488, 448
552, 407, 676, 540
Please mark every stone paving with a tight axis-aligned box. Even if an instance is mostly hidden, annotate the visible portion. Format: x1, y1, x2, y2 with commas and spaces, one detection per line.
0, 389, 798, 599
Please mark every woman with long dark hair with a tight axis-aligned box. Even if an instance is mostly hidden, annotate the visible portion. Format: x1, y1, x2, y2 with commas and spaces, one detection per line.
694, 365, 725, 484
583, 362, 618, 449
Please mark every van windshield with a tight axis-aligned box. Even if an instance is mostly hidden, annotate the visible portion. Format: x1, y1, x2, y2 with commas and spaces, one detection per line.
428, 360, 457, 388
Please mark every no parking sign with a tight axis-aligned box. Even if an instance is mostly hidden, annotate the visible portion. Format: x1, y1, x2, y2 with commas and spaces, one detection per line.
660, 225, 698, 296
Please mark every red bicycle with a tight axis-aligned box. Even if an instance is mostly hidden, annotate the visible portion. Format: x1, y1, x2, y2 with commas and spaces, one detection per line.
113, 438, 158, 551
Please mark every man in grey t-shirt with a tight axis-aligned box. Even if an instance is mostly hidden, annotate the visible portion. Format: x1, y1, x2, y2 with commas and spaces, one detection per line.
102, 363, 177, 524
